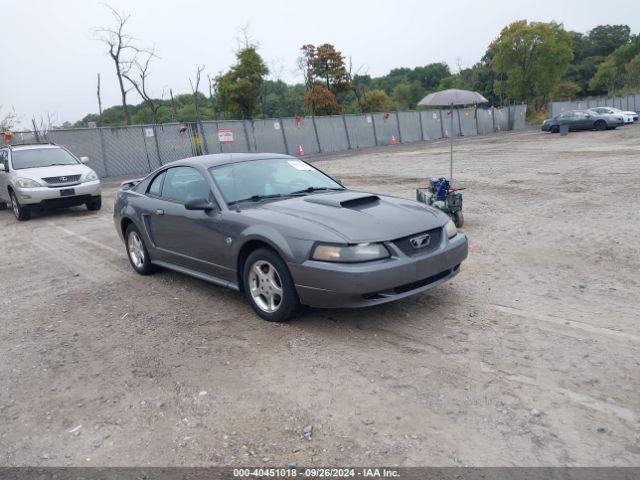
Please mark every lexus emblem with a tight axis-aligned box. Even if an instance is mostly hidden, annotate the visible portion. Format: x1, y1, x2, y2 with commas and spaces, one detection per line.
60, 176, 68, 181
410, 233, 430, 249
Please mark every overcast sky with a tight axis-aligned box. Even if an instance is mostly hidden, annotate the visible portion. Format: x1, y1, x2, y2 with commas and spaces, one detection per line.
3, 0, 640, 127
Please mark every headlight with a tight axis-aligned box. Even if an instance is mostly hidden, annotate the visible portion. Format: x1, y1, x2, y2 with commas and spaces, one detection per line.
84, 170, 98, 182
445, 220, 458, 239
16, 177, 42, 188
312, 243, 390, 263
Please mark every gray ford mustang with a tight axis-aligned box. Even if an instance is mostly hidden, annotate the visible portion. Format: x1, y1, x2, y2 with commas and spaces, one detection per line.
114, 153, 468, 321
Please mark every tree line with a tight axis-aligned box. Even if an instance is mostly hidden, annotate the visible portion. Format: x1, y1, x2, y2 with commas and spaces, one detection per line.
68, 8, 639, 129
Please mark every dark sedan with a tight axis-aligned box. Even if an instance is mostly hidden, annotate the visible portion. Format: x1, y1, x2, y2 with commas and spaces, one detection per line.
113, 154, 468, 322
541, 110, 621, 133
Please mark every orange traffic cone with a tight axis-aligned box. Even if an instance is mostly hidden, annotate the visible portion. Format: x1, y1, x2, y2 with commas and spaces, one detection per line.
390, 135, 397, 145
297, 145, 305, 156
444, 130, 449, 139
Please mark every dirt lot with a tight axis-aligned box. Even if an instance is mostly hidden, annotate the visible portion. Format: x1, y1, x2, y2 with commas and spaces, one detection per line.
1, 126, 639, 467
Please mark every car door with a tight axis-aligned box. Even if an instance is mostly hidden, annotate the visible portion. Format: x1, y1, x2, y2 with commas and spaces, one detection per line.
573, 111, 592, 130
0, 149, 9, 202
147, 166, 234, 282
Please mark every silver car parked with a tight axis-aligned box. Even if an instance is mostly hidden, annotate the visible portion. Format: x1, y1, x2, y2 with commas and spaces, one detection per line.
0, 143, 102, 221
114, 153, 468, 322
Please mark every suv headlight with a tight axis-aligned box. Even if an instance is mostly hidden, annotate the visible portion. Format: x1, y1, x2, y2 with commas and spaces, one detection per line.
84, 170, 98, 182
445, 220, 458, 238
312, 243, 390, 263
16, 177, 42, 188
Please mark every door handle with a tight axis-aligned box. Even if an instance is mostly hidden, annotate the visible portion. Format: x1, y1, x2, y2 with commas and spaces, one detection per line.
155, 209, 164, 215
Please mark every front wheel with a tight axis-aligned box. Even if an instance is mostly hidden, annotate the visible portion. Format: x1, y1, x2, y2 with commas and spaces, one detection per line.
243, 248, 300, 322
86, 196, 102, 211
10, 191, 31, 221
594, 120, 607, 131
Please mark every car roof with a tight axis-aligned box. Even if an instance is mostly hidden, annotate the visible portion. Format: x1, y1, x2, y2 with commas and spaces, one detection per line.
7, 143, 60, 151
169, 152, 297, 168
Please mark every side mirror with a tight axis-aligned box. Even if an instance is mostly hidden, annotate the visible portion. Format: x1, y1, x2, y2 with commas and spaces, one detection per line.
185, 196, 216, 211
80, 156, 89, 164
335, 178, 344, 187
585, 114, 591, 118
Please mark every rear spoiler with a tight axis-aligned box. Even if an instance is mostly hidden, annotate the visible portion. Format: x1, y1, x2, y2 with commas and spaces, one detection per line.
120, 178, 143, 190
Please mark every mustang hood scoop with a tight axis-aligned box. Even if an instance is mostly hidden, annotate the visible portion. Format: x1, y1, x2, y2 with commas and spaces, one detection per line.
303, 191, 380, 209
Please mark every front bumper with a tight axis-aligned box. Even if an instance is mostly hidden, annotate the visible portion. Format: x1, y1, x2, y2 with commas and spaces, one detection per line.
15, 180, 101, 207
290, 233, 468, 308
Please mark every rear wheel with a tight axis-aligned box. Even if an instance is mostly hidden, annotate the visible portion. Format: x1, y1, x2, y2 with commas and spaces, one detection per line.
10, 191, 31, 221
125, 224, 156, 275
551, 126, 559, 133
86, 196, 102, 211
452, 211, 464, 228
594, 120, 607, 131
243, 248, 300, 322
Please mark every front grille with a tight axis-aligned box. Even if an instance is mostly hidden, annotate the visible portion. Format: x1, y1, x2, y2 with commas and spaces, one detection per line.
42, 174, 81, 185
393, 227, 443, 257
362, 265, 460, 300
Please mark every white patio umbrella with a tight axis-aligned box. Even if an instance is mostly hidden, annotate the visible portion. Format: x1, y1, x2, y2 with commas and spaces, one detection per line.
418, 89, 488, 183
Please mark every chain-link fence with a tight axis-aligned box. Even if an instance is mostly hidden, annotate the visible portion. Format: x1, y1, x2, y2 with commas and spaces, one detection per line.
2, 105, 527, 179
548, 93, 640, 118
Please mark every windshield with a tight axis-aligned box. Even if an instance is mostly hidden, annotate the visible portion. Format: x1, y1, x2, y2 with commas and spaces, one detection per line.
11, 148, 79, 170
210, 158, 343, 205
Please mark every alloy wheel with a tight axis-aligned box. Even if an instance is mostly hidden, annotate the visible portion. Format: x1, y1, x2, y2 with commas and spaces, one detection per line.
248, 260, 283, 313
127, 231, 145, 268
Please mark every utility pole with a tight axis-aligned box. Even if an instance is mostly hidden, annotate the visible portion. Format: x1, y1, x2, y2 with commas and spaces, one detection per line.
97, 73, 104, 126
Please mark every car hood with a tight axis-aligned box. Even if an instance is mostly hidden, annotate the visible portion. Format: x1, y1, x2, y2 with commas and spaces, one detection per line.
13, 164, 92, 181
248, 190, 448, 243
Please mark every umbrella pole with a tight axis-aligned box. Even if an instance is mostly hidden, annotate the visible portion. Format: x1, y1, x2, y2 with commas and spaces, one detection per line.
450, 103, 454, 183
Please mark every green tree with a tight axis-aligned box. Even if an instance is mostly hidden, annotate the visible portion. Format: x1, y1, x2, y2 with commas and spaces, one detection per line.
216, 46, 269, 119
360, 90, 392, 113
489, 20, 573, 107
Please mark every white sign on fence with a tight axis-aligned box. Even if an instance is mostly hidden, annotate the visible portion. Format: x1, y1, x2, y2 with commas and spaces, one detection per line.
218, 128, 234, 144
144, 127, 154, 137
88, 121, 97, 129
274, 122, 280, 130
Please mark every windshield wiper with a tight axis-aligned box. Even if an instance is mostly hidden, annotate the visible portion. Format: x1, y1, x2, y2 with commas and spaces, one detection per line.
227, 194, 285, 206
289, 186, 344, 195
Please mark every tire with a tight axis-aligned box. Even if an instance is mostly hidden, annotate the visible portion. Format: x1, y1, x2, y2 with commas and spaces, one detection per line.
0, 201, 7, 210
124, 223, 156, 275
86, 196, 102, 211
9, 191, 31, 221
452, 211, 464, 228
242, 247, 300, 322
594, 120, 607, 131
551, 126, 559, 134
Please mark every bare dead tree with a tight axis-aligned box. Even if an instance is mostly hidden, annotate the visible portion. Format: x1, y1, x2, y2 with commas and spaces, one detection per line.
169, 88, 178, 122
0, 106, 17, 131
189, 65, 205, 122
94, 4, 140, 125
97, 73, 104, 125
123, 47, 162, 124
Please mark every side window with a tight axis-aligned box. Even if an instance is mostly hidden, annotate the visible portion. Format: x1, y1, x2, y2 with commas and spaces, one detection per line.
161, 166, 212, 205
147, 171, 165, 196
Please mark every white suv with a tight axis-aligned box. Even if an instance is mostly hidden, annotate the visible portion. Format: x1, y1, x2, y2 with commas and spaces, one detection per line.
0, 143, 102, 221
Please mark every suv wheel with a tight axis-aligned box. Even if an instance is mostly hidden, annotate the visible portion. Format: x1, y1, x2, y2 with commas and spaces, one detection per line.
86, 196, 102, 211
10, 191, 31, 221
125, 224, 156, 275
243, 248, 300, 322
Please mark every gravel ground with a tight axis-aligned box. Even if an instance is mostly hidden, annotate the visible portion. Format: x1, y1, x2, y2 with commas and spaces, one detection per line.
1, 126, 639, 467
